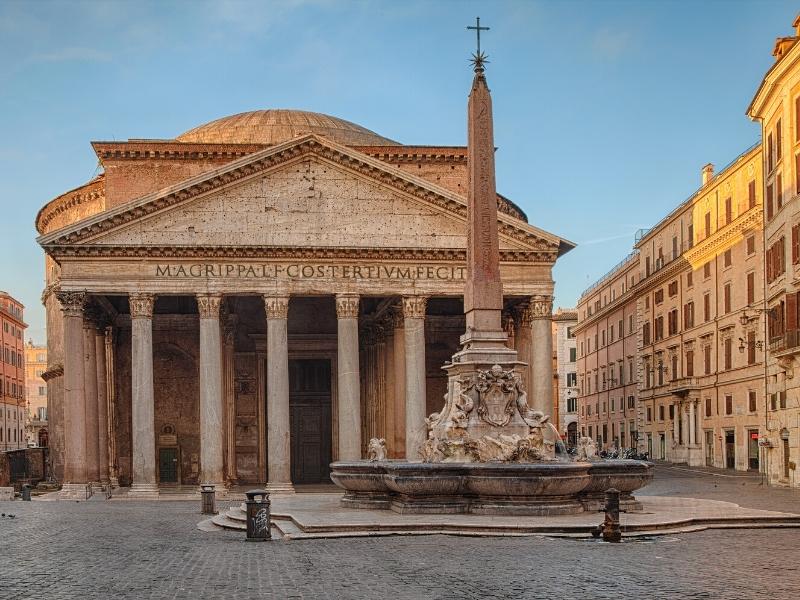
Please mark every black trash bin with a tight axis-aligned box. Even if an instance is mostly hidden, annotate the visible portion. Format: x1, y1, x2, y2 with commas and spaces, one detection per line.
21, 484, 32, 502
245, 489, 271, 542
200, 484, 217, 515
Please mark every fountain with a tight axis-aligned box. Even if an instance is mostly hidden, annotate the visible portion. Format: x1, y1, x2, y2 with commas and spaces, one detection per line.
330, 30, 653, 516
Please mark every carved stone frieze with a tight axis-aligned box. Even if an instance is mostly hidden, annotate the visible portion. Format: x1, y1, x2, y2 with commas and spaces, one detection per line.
55, 290, 86, 317
129, 293, 155, 319
264, 295, 289, 320
402, 295, 428, 320
335, 294, 360, 319
196, 294, 222, 319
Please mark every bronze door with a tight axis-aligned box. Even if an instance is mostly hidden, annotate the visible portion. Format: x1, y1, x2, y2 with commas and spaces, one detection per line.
159, 447, 178, 483
289, 359, 332, 484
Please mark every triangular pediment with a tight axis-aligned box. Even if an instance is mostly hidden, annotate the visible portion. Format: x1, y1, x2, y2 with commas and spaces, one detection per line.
38, 134, 570, 260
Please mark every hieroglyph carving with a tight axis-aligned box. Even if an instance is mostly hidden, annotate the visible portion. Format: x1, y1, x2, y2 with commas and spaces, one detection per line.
55, 290, 87, 317
402, 295, 428, 320
128, 293, 154, 319
263, 295, 289, 320
335, 294, 360, 319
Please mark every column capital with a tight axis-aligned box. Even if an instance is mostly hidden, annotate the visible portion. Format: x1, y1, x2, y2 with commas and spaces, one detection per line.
402, 295, 428, 320
56, 290, 87, 317
529, 295, 554, 320
129, 293, 155, 319
196, 294, 222, 319
390, 306, 404, 330
83, 305, 111, 331
335, 294, 360, 319
516, 302, 533, 327
264, 295, 290, 320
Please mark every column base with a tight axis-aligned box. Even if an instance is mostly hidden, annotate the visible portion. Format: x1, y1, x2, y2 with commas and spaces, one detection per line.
59, 483, 92, 501
109, 476, 120, 489
265, 482, 295, 494
128, 483, 160, 499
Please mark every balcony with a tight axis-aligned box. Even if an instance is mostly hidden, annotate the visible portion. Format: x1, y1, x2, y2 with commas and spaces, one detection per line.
669, 377, 701, 396
769, 329, 800, 355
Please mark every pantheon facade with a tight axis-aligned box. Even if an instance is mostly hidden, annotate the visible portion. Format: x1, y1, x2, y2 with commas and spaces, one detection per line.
36, 110, 573, 498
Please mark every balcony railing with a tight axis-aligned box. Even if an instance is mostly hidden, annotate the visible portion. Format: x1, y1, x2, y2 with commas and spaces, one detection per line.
769, 329, 800, 354
669, 377, 701, 394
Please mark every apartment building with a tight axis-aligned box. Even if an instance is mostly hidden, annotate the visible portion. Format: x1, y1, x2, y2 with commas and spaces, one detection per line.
575, 253, 641, 452
748, 15, 800, 487
1, 291, 27, 451
553, 309, 578, 446
636, 147, 765, 470
25, 340, 48, 447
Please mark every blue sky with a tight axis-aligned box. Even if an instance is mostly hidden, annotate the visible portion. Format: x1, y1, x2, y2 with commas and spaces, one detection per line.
0, 0, 796, 343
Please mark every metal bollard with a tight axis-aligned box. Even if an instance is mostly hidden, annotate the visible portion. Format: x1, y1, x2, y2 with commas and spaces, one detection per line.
21, 484, 32, 502
200, 484, 217, 515
245, 489, 271, 542
601, 488, 622, 543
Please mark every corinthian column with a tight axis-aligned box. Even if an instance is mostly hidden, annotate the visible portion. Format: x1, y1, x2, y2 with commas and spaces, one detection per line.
336, 294, 361, 460
264, 295, 294, 493
82, 312, 100, 485
403, 295, 428, 460
129, 293, 158, 498
197, 294, 225, 491
529, 295, 554, 416
94, 322, 109, 485
516, 302, 534, 389
56, 291, 91, 500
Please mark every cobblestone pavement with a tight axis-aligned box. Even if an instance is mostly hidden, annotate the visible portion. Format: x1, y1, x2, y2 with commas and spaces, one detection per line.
1, 466, 799, 600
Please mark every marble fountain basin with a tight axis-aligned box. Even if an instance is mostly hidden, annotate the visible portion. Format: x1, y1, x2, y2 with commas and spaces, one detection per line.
330, 459, 654, 516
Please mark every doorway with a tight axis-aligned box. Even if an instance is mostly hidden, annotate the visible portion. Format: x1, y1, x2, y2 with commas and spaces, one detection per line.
747, 430, 759, 470
659, 433, 666, 460
158, 447, 179, 484
725, 430, 735, 469
705, 430, 714, 466
289, 359, 332, 484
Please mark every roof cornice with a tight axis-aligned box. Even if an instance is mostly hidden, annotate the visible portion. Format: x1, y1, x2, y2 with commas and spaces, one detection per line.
748, 38, 800, 119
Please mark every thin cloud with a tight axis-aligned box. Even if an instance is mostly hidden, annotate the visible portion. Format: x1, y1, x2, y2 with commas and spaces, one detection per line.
29, 47, 112, 63
591, 27, 635, 61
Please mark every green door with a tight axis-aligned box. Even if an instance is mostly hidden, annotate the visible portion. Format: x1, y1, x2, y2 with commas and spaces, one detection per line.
159, 447, 178, 483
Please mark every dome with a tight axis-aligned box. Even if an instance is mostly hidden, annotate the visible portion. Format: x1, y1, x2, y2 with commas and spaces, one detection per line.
176, 109, 398, 146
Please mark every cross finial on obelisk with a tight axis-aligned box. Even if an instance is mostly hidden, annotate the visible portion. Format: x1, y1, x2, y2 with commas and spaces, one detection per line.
464, 19, 502, 335
467, 17, 490, 72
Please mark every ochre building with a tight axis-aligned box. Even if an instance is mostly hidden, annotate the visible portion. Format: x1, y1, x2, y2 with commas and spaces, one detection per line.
24, 340, 48, 447
0, 291, 27, 452
36, 110, 573, 498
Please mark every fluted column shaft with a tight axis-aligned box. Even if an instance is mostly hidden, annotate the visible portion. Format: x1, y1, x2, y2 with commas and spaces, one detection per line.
57, 291, 90, 498
529, 295, 554, 416
403, 296, 428, 460
129, 293, 158, 497
392, 310, 406, 458
94, 327, 109, 484
336, 294, 361, 460
83, 318, 100, 483
265, 295, 294, 493
197, 294, 225, 489
516, 303, 533, 390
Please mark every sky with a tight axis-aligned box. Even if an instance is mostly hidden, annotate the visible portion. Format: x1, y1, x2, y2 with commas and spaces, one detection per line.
0, 0, 797, 344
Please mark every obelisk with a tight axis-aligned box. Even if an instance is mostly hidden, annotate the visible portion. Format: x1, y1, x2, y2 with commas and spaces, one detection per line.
463, 54, 503, 337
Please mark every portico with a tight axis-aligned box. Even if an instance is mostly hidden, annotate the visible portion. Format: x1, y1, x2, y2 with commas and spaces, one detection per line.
36, 112, 572, 498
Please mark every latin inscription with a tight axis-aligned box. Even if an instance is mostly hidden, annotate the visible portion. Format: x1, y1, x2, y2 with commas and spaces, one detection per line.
155, 263, 467, 281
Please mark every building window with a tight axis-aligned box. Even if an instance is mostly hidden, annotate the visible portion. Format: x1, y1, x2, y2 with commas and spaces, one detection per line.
569, 347, 576, 362
703, 262, 711, 279
780, 391, 787, 409
703, 293, 711, 322
766, 237, 786, 283
777, 118, 783, 161
668, 309, 678, 336
725, 395, 733, 415
659, 405, 665, 420
684, 301, 695, 329
643, 322, 651, 345
747, 331, 757, 365
767, 183, 774, 220
566, 372, 576, 387
566, 326, 575, 339
725, 197, 732, 224
748, 391, 757, 413
704, 211, 712, 238
746, 272, 755, 306
704, 345, 712, 374
723, 283, 732, 314
793, 225, 800, 265
723, 249, 732, 268
567, 398, 577, 413
655, 316, 664, 341
629, 315, 634, 334
668, 281, 678, 297
655, 289, 664, 304
687, 271, 693, 288
768, 132, 774, 172
705, 398, 712, 417
646, 407, 652, 423
724, 337, 732, 370
748, 180, 757, 209
746, 235, 756, 256
688, 222, 694, 248
685, 349, 694, 377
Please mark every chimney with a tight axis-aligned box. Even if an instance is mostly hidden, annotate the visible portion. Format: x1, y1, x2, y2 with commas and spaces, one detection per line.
702, 163, 714, 186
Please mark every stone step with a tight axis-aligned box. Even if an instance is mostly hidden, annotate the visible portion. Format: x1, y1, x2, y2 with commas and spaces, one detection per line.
211, 513, 246, 531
